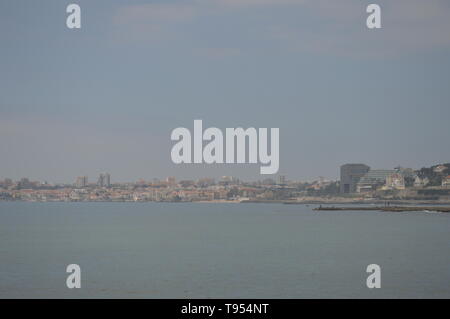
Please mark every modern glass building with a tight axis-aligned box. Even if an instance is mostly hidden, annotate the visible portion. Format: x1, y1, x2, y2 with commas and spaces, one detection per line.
356, 169, 396, 193
340, 164, 370, 194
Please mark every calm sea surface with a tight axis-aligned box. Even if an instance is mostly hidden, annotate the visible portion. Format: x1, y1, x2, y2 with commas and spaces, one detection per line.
0, 202, 449, 298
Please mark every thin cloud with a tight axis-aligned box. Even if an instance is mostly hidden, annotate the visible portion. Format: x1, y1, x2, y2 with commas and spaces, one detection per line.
111, 0, 450, 57
194, 47, 242, 58
114, 3, 196, 24
202, 0, 305, 7
268, 0, 450, 57
112, 3, 197, 44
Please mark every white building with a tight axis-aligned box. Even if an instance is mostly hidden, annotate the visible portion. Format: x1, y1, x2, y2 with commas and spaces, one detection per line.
384, 173, 405, 190
442, 176, 450, 187
414, 176, 429, 187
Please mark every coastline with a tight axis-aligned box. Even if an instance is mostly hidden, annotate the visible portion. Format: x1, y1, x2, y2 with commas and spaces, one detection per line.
314, 205, 450, 213
2, 198, 450, 206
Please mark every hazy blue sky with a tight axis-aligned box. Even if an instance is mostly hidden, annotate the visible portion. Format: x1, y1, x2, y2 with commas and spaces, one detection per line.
1, 0, 450, 183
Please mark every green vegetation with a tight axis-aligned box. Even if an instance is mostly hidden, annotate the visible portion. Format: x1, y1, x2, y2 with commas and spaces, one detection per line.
417, 163, 450, 186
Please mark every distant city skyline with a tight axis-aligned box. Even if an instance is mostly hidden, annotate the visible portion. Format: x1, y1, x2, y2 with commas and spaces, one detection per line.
1, 1, 450, 183
1, 161, 449, 185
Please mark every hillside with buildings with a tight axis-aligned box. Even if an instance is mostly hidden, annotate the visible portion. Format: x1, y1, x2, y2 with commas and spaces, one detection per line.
339, 163, 450, 202
1, 163, 450, 204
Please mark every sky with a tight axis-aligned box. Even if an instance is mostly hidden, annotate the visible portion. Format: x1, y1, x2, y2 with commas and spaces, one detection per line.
1, 0, 450, 183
